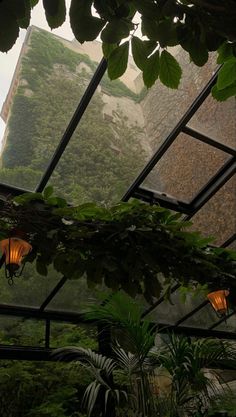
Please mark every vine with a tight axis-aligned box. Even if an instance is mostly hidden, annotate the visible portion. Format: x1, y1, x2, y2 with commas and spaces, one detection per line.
0, 188, 235, 305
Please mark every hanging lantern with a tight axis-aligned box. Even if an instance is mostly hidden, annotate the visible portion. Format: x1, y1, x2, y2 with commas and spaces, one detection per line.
0, 236, 32, 284
207, 290, 229, 316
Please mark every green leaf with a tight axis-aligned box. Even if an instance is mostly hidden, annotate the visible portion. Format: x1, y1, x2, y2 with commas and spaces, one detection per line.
73, 15, 105, 43
143, 50, 160, 88
133, 0, 160, 18
43, 0, 66, 29
189, 41, 209, 67
211, 82, 236, 101
217, 57, 236, 90
7, 0, 29, 19
36, 258, 48, 276
217, 42, 234, 64
107, 42, 129, 80
70, 0, 105, 43
155, 20, 178, 47
141, 17, 159, 40
102, 42, 116, 59
131, 36, 156, 70
30, 0, 39, 7
159, 50, 182, 89
43, 185, 54, 199
13, 192, 44, 205
101, 19, 130, 44
0, 5, 19, 52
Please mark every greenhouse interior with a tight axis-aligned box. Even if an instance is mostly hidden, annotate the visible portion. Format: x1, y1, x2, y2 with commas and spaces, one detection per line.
0, 1, 236, 416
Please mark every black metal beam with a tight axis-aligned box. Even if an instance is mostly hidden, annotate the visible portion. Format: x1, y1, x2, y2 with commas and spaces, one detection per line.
142, 283, 181, 318
174, 300, 209, 326
0, 345, 52, 361
40, 276, 68, 311
0, 304, 85, 323
157, 322, 236, 340
209, 309, 236, 330
122, 69, 220, 202
186, 157, 236, 219
36, 58, 107, 193
132, 187, 191, 214
45, 319, 51, 348
0, 182, 29, 198
182, 126, 236, 157
221, 233, 236, 248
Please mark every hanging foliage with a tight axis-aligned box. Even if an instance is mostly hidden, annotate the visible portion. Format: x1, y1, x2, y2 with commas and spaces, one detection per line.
0, 0, 236, 100
0, 188, 235, 304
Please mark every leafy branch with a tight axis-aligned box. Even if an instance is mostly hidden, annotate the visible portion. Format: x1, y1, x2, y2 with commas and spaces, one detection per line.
0, 188, 235, 304
1, 0, 236, 99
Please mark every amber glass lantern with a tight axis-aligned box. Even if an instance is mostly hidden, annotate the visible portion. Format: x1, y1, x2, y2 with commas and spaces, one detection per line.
0, 237, 32, 283
207, 290, 229, 316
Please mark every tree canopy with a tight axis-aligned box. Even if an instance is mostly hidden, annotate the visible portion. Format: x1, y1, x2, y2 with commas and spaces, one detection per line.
0, 0, 236, 100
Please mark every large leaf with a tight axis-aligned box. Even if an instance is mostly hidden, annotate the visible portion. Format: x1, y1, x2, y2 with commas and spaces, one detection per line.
70, 0, 105, 43
18, 0, 31, 29
102, 42, 116, 58
159, 50, 182, 89
212, 82, 236, 101
101, 19, 131, 44
141, 16, 159, 40
217, 42, 234, 64
107, 41, 129, 80
155, 20, 178, 47
30, 0, 39, 7
216, 57, 236, 90
7, 0, 29, 19
43, 0, 66, 29
131, 36, 156, 70
142, 50, 160, 87
0, 5, 19, 52
189, 41, 209, 67
133, 0, 160, 18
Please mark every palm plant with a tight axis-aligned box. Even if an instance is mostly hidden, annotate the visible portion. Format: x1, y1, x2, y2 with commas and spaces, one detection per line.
52, 293, 236, 417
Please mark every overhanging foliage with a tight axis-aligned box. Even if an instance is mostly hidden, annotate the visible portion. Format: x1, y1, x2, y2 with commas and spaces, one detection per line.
0, 188, 235, 304
0, 0, 236, 100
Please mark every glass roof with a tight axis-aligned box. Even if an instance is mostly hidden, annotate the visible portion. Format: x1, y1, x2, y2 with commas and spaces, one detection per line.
0, 2, 235, 349
190, 175, 236, 246
144, 132, 229, 202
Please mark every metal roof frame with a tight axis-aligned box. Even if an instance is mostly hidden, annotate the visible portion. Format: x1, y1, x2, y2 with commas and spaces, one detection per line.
0, 56, 235, 359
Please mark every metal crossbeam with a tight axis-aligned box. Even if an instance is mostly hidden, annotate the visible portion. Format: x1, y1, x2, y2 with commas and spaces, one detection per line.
122, 69, 220, 202
40, 276, 68, 311
186, 157, 236, 219
131, 187, 191, 214
174, 300, 209, 326
182, 125, 236, 157
36, 58, 107, 192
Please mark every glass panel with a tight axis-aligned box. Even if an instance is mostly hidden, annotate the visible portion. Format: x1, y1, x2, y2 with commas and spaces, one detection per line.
188, 93, 236, 147
0, 263, 62, 307
48, 75, 149, 204
146, 290, 206, 324
215, 313, 236, 332
50, 322, 98, 349
143, 133, 229, 202
190, 175, 236, 246
0, 316, 44, 346
228, 239, 236, 250
183, 303, 217, 329
0, 20, 100, 190
46, 276, 110, 312
140, 52, 217, 155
